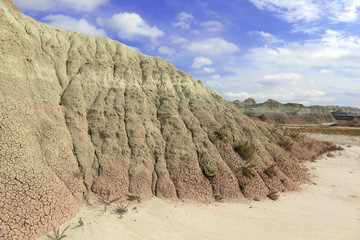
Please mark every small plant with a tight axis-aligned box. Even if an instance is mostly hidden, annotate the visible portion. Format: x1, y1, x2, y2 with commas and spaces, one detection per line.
115, 204, 129, 218
233, 141, 255, 161
264, 164, 277, 177
203, 164, 217, 177
127, 194, 141, 203
267, 191, 279, 201
99, 190, 121, 212
277, 137, 293, 151
78, 218, 84, 227
241, 164, 255, 178
214, 194, 223, 202
46, 225, 70, 240
215, 124, 230, 140
239, 181, 249, 191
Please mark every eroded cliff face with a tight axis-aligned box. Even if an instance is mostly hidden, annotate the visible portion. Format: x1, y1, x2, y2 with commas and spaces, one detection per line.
234, 99, 336, 124
0, 1, 332, 239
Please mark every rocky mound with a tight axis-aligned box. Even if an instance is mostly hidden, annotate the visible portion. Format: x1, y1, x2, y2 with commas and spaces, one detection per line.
234, 99, 336, 124
0, 1, 333, 239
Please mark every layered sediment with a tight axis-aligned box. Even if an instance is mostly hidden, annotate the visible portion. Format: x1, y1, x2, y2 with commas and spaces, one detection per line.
234, 99, 335, 124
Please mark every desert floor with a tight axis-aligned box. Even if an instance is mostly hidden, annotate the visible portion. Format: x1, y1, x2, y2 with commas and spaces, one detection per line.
39, 133, 360, 240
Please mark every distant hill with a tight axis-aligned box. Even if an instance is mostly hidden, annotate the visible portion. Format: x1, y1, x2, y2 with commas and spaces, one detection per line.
233, 98, 336, 124
327, 106, 360, 120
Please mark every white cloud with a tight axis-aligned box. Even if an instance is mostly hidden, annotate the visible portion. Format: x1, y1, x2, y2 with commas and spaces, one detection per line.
186, 38, 240, 56
43, 14, 106, 37
158, 46, 176, 56
191, 57, 212, 68
172, 12, 194, 29
206, 81, 224, 88
225, 91, 267, 100
260, 72, 301, 85
171, 36, 188, 44
320, 69, 334, 74
254, 31, 284, 44
59, 0, 109, 12
203, 67, 215, 73
97, 13, 163, 40
14, 0, 108, 12
249, 0, 322, 23
200, 21, 224, 32
249, 0, 360, 25
247, 30, 360, 68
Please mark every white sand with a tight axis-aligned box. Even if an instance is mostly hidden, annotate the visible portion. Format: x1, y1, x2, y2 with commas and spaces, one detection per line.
39, 139, 360, 240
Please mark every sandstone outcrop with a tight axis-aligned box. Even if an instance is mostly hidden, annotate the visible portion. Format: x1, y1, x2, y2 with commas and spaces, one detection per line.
0, 1, 333, 239
234, 99, 336, 124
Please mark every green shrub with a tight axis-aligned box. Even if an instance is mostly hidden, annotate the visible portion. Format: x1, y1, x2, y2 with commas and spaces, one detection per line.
233, 141, 255, 160
241, 165, 255, 178
267, 191, 279, 201
264, 164, 277, 177
215, 124, 230, 140
239, 181, 249, 191
203, 164, 217, 177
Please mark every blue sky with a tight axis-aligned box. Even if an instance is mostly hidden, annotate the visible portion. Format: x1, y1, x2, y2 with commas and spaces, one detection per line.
14, 0, 360, 107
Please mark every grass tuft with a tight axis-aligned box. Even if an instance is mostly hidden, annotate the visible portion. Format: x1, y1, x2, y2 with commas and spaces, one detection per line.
46, 225, 70, 240
264, 164, 277, 177
233, 141, 255, 161
127, 194, 141, 203
114, 204, 129, 218
203, 164, 217, 177
215, 124, 230, 140
267, 191, 279, 201
241, 164, 256, 178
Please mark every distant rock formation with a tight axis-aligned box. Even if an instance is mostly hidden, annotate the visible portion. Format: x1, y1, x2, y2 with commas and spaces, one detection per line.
234, 98, 336, 124
327, 105, 360, 116
0, 1, 332, 239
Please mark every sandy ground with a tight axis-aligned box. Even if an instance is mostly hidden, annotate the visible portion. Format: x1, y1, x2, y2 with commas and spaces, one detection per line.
38, 135, 360, 240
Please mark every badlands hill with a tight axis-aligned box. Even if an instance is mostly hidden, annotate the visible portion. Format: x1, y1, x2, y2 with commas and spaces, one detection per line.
327, 105, 360, 116
0, 1, 333, 239
234, 99, 336, 124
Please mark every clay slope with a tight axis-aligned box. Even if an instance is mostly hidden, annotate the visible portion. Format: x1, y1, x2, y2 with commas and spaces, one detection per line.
234, 99, 336, 124
0, 1, 333, 239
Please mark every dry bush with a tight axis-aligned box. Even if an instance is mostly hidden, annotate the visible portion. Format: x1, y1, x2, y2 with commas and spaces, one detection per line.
239, 181, 249, 191
233, 141, 255, 161
215, 124, 230, 140
267, 192, 279, 201
99, 190, 121, 212
115, 204, 129, 218
46, 225, 70, 240
277, 137, 293, 151
241, 164, 256, 178
264, 164, 277, 177
127, 194, 141, 203
203, 164, 217, 177
214, 194, 223, 202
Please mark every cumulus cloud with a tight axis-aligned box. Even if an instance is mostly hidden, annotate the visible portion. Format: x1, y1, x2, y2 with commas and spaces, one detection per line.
203, 67, 215, 73
14, 0, 108, 12
43, 14, 106, 37
172, 12, 194, 29
249, 0, 360, 24
225, 92, 267, 100
249, 0, 321, 23
200, 21, 224, 32
253, 31, 284, 44
97, 13, 163, 40
191, 57, 212, 68
158, 46, 176, 56
186, 38, 240, 56
247, 30, 360, 68
171, 36, 188, 44
259, 72, 301, 85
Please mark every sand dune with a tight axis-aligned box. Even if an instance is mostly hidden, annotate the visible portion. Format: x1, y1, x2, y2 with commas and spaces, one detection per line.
39, 138, 360, 240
